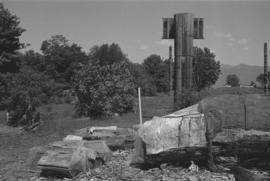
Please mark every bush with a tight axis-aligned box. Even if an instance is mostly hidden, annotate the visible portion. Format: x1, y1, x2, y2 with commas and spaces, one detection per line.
193, 47, 221, 91
174, 90, 202, 110
141, 78, 157, 96
73, 61, 135, 117
127, 62, 157, 96
226, 74, 240, 87
0, 73, 11, 109
1, 67, 57, 126
142, 54, 170, 94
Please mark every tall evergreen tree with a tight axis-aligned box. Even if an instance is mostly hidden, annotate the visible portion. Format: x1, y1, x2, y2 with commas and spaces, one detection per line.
0, 3, 26, 73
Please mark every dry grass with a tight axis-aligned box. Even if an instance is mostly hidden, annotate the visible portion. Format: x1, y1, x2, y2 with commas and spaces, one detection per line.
199, 87, 264, 98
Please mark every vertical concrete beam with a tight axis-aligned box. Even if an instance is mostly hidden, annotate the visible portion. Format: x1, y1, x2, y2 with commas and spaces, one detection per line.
173, 13, 194, 104
184, 13, 194, 90
174, 14, 183, 104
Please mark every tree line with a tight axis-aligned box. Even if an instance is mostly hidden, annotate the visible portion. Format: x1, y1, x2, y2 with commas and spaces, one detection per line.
0, 3, 221, 125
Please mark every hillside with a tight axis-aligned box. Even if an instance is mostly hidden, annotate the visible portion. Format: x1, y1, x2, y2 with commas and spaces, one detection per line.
214, 64, 268, 87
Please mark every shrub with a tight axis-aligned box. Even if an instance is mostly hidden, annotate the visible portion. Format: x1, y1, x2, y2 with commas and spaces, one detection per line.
193, 47, 221, 91
73, 61, 135, 117
174, 90, 202, 110
143, 54, 170, 94
1, 67, 57, 126
128, 62, 157, 96
226, 74, 240, 87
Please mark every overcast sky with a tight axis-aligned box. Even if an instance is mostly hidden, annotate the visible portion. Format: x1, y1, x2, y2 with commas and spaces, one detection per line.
3, 0, 270, 66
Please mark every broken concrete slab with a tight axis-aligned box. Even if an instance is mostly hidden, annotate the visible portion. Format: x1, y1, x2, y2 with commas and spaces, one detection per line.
74, 127, 136, 150
63, 135, 82, 141
37, 140, 112, 178
138, 106, 206, 155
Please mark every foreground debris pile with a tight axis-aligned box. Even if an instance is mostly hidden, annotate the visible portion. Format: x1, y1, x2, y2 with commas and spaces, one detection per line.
37, 140, 112, 177
74, 150, 235, 181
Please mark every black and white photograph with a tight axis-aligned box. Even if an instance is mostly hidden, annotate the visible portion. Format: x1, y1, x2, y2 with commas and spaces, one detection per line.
1, 0, 270, 180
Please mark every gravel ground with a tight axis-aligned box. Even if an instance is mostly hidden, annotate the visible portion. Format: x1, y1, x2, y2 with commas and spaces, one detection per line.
71, 150, 235, 181
28, 149, 235, 181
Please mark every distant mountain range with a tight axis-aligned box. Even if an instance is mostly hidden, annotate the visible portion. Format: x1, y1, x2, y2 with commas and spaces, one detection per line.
214, 64, 267, 87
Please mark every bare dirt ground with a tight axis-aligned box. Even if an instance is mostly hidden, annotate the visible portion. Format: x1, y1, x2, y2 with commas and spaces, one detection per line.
0, 94, 174, 180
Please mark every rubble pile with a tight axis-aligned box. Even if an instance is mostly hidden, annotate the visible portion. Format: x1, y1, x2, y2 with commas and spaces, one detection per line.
74, 150, 235, 181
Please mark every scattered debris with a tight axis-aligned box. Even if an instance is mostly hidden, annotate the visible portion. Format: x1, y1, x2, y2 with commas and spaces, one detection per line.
63, 135, 82, 141
187, 175, 200, 181
74, 127, 136, 150
88, 126, 117, 134
132, 124, 141, 132
74, 150, 235, 181
189, 161, 199, 173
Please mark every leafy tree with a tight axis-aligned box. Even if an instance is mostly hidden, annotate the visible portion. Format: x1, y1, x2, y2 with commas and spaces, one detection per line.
6, 67, 56, 105
0, 73, 10, 109
2, 66, 56, 126
128, 62, 157, 96
226, 74, 240, 87
0, 3, 26, 73
256, 72, 270, 88
20, 50, 46, 72
89, 43, 128, 66
73, 44, 135, 117
73, 61, 135, 117
143, 54, 169, 93
193, 47, 221, 91
41, 35, 88, 84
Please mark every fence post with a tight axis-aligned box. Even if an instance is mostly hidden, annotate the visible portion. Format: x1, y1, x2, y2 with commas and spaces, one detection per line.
138, 87, 142, 125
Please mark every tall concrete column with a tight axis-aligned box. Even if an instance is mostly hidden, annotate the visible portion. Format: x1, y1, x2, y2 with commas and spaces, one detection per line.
185, 14, 194, 90
174, 14, 183, 104
162, 12, 203, 106
174, 13, 194, 104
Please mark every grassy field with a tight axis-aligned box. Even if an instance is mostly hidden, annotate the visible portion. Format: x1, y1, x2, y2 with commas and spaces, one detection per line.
199, 87, 264, 98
